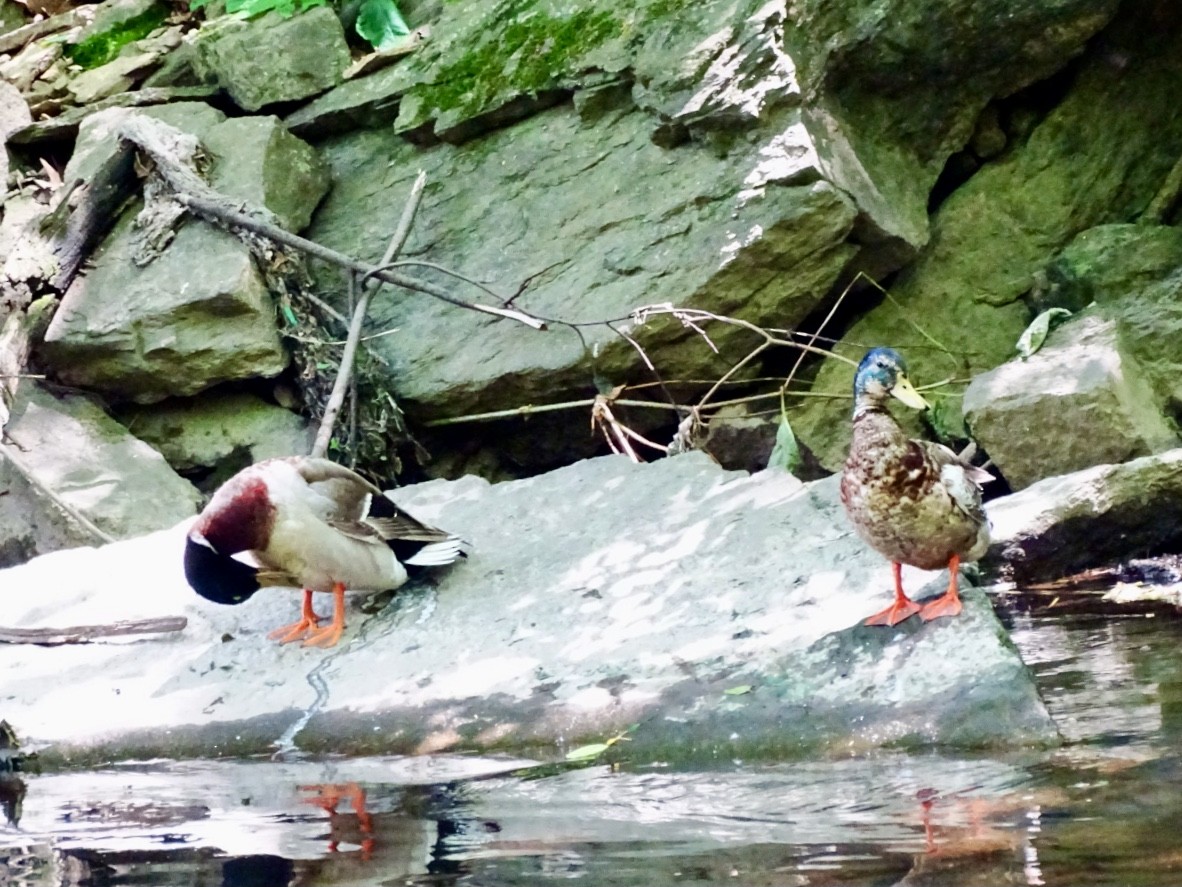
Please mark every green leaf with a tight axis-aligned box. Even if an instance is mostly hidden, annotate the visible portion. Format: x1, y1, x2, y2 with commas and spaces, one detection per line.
563, 729, 632, 761
767, 407, 801, 475
1016, 308, 1072, 359
723, 684, 752, 696
564, 742, 610, 761
926, 396, 968, 443
355, 0, 410, 50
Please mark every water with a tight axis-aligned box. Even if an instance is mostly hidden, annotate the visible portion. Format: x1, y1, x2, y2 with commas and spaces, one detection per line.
3, 592, 1182, 887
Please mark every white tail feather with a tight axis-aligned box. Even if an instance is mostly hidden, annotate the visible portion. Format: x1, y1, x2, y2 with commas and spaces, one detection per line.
404, 536, 467, 566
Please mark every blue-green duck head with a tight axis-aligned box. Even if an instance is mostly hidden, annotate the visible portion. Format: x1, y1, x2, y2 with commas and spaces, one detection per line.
853, 347, 930, 412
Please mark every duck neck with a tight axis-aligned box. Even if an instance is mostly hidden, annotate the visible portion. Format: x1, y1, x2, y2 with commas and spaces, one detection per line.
198, 477, 274, 554
852, 393, 890, 422
850, 400, 907, 450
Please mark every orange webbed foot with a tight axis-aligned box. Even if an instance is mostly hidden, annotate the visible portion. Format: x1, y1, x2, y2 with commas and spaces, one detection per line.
864, 561, 921, 626
919, 592, 963, 621
302, 582, 347, 648
269, 590, 322, 644
864, 598, 922, 626
919, 554, 964, 622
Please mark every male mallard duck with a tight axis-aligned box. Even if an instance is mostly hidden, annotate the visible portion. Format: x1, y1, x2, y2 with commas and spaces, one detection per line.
839, 347, 992, 626
184, 456, 465, 648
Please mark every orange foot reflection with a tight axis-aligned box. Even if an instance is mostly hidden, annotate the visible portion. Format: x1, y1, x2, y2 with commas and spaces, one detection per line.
298, 782, 375, 859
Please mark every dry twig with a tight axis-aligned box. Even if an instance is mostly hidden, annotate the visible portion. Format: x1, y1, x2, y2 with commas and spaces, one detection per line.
0, 617, 187, 646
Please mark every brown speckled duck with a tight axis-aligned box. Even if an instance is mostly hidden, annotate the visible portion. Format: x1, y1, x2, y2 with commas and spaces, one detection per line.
840, 347, 992, 626
184, 457, 465, 648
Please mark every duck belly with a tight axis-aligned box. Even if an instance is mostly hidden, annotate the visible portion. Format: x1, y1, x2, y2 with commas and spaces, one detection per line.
261, 517, 409, 593
845, 485, 988, 571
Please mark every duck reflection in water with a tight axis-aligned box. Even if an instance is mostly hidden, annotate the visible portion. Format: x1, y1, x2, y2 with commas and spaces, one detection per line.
298, 783, 375, 859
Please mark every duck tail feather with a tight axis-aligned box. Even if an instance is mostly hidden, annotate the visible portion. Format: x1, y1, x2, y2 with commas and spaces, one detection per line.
403, 536, 468, 566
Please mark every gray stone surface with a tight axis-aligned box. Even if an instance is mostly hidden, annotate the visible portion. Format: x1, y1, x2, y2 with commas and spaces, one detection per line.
0, 382, 202, 553
38, 104, 331, 402
0, 80, 30, 209
66, 51, 158, 104
201, 115, 331, 231
702, 404, 778, 474
984, 448, 1182, 584
194, 6, 349, 112
964, 313, 1179, 490
0, 453, 1055, 761
284, 62, 412, 138
310, 106, 861, 426
788, 8, 1182, 471
118, 392, 313, 480
1029, 225, 1182, 424
39, 209, 289, 402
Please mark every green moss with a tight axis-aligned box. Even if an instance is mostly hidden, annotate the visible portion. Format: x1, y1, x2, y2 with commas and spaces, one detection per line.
410, 3, 618, 119
639, 0, 697, 24
65, 3, 169, 69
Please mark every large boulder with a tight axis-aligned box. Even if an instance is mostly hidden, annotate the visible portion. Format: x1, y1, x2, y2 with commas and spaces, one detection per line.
193, 6, 350, 112
117, 392, 313, 488
38, 104, 330, 402
0, 381, 201, 566
302, 0, 1119, 477
963, 313, 1178, 490
1033, 223, 1182, 314
788, 6, 1182, 470
0, 453, 1054, 761
1036, 224, 1182, 419
984, 448, 1182, 584
310, 109, 862, 421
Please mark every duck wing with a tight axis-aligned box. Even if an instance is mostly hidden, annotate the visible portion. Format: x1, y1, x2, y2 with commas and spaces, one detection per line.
915, 440, 992, 525
289, 456, 383, 522
292, 456, 466, 563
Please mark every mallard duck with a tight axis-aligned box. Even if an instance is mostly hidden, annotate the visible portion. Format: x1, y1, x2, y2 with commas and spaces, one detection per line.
839, 347, 992, 626
184, 456, 465, 648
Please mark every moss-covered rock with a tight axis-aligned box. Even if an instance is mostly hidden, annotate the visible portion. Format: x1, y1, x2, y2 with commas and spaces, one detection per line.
37, 104, 331, 403
788, 5, 1182, 470
964, 313, 1179, 490
1035, 223, 1182, 314
65, 0, 169, 70
194, 6, 350, 111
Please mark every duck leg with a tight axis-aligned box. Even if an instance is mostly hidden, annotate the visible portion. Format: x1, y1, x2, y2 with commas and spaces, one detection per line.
303, 582, 347, 648
919, 553, 964, 621
864, 562, 922, 626
268, 589, 322, 643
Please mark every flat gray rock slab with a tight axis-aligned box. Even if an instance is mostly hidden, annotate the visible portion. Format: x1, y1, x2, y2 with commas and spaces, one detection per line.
0, 454, 1055, 762
984, 447, 1182, 584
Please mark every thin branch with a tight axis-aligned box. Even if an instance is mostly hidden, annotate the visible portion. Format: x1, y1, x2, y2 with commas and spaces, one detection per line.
172, 192, 548, 330
424, 397, 687, 427
0, 616, 186, 646
311, 171, 427, 459
778, 275, 854, 408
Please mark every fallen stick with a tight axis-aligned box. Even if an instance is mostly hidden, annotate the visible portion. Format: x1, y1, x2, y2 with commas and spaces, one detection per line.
0, 616, 187, 646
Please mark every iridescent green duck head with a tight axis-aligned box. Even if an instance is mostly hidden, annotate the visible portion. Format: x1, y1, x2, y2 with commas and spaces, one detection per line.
852, 347, 931, 416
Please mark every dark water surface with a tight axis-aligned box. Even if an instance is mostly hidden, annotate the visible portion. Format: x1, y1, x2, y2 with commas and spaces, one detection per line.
4, 595, 1182, 887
